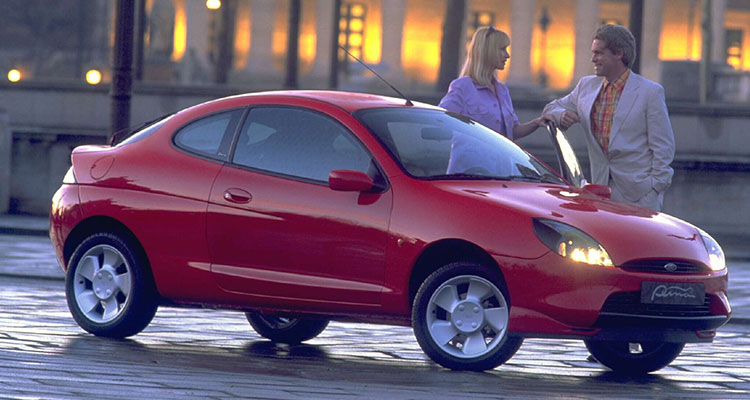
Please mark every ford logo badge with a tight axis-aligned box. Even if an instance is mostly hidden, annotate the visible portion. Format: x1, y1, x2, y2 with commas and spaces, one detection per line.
664, 262, 678, 273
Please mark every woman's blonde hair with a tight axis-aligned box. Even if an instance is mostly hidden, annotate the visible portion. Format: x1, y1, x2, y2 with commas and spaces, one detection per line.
460, 26, 510, 90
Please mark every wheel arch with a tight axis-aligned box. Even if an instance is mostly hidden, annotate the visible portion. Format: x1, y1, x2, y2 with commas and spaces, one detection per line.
408, 239, 505, 307
63, 216, 154, 288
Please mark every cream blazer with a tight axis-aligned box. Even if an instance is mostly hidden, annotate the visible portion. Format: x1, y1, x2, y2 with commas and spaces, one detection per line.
543, 72, 675, 203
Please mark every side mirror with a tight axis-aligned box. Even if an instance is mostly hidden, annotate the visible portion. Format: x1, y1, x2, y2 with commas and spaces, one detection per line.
329, 170, 374, 192
583, 184, 612, 199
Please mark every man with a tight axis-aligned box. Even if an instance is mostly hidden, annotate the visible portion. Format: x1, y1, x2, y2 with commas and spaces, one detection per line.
543, 24, 675, 211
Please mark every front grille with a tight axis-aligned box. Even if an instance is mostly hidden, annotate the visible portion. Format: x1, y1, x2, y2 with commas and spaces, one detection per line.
600, 291, 712, 317
619, 259, 708, 274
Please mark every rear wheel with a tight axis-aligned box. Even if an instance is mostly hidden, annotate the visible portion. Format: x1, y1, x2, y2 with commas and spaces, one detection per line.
584, 340, 685, 374
412, 262, 523, 371
65, 232, 158, 338
245, 312, 329, 344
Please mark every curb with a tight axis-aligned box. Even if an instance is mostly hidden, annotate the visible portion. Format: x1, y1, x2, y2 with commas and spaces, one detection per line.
0, 227, 49, 237
0, 272, 64, 282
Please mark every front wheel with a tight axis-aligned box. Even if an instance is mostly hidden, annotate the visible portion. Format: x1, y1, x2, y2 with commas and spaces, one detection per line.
65, 232, 158, 338
412, 262, 523, 371
584, 340, 685, 374
245, 312, 329, 344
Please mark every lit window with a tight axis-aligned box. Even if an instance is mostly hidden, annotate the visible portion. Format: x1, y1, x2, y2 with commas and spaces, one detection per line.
350, 19, 363, 32
338, 2, 367, 74
351, 4, 364, 17
349, 33, 362, 47
725, 29, 743, 70
600, 18, 621, 25
468, 11, 495, 42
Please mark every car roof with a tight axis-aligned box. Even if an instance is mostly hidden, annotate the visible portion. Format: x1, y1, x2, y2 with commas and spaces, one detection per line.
221, 90, 442, 113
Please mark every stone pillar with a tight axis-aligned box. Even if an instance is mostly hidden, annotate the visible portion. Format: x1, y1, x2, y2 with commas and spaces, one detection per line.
572, 0, 599, 84
0, 110, 10, 214
640, 0, 663, 82
245, 0, 277, 76
710, 0, 726, 63
307, 0, 336, 82
507, 0, 535, 85
179, 0, 211, 83
380, 0, 405, 78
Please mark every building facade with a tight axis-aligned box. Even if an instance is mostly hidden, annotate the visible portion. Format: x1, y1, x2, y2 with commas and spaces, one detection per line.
2, 0, 750, 96
1, 0, 750, 242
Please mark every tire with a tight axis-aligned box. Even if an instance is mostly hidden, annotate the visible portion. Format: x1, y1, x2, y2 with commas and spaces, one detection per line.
412, 261, 523, 371
584, 340, 685, 374
245, 312, 329, 344
65, 232, 158, 338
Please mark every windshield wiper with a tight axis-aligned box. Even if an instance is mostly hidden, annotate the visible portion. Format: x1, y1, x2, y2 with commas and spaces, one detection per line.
426, 173, 562, 184
503, 175, 562, 184
427, 173, 490, 180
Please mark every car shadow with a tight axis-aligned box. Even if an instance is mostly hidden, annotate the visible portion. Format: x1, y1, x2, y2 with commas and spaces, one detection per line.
57, 334, 709, 398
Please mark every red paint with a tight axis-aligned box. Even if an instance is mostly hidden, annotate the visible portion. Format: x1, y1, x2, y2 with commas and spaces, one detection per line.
50, 90, 730, 339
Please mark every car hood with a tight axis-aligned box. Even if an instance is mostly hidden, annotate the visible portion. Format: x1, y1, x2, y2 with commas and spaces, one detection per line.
437, 181, 709, 265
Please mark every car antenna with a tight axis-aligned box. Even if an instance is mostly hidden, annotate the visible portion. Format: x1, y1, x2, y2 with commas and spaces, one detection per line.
338, 45, 413, 106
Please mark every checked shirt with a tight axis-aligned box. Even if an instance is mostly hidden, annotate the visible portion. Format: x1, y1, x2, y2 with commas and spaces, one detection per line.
590, 69, 630, 152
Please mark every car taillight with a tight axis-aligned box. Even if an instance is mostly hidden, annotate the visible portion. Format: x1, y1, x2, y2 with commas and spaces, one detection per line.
62, 167, 77, 184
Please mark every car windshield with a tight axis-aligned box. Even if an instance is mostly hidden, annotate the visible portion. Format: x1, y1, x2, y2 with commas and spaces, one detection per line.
355, 108, 563, 183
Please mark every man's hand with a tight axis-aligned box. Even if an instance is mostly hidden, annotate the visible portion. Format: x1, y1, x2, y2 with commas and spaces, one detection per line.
559, 110, 581, 130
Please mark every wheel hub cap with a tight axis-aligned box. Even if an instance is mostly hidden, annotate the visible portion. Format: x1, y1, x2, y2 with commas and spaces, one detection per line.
92, 267, 116, 300
450, 300, 484, 334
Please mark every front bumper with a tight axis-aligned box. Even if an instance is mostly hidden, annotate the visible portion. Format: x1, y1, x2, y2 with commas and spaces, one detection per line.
499, 252, 731, 340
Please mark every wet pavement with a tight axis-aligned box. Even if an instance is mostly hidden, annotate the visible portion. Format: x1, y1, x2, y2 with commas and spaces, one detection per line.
1, 276, 749, 400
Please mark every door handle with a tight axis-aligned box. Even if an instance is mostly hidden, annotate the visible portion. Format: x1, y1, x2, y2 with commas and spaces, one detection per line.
223, 188, 252, 204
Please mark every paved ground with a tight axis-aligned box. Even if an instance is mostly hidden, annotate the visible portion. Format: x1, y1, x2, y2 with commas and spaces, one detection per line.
1, 276, 749, 400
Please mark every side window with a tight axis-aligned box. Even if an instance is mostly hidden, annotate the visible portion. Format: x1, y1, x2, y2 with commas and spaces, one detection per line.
173, 109, 244, 161
232, 107, 372, 182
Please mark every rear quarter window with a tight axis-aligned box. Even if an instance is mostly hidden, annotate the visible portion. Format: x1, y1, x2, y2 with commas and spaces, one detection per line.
173, 109, 244, 161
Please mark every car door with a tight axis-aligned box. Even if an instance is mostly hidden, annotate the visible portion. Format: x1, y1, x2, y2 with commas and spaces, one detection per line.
544, 121, 586, 187
206, 105, 392, 309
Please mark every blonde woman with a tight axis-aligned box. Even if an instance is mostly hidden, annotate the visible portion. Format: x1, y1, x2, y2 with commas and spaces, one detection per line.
439, 26, 544, 140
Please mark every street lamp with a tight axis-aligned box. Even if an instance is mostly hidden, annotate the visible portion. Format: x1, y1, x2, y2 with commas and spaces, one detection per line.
206, 0, 221, 10
7, 69, 22, 83
86, 69, 103, 85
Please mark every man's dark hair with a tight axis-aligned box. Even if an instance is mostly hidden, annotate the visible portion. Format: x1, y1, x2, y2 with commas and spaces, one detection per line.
594, 24, 636, 68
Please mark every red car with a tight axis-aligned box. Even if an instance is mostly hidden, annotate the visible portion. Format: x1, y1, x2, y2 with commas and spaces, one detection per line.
50, 90, 730, 374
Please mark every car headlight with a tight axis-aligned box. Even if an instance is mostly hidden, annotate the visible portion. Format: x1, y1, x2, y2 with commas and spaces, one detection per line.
533, 219, 614, 267
698, 228, 726, 271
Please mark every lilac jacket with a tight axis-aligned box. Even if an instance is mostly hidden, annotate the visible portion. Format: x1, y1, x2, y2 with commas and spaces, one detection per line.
438, 76, 520, 140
